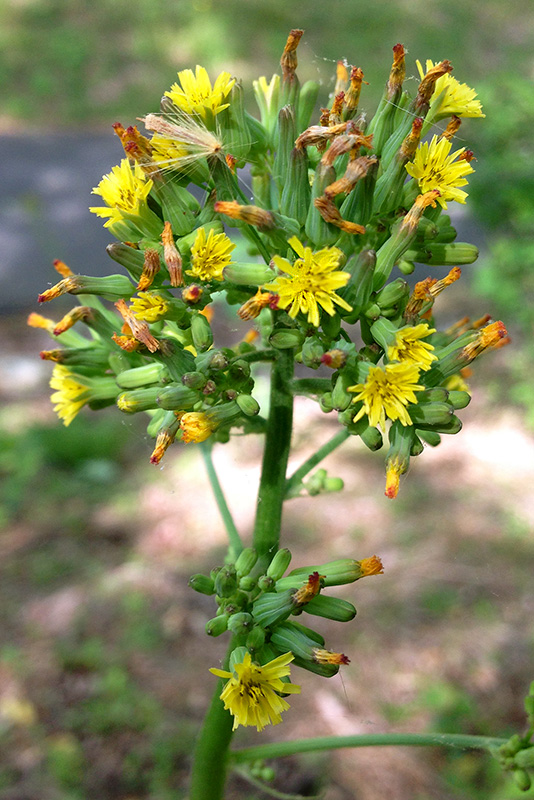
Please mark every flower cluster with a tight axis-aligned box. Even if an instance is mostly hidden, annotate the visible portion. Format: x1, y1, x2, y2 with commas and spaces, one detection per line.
31, 32, 508, 730
192, 546, 382, 730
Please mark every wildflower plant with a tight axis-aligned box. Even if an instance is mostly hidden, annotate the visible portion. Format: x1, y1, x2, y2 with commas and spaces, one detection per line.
31, 29, 533, 798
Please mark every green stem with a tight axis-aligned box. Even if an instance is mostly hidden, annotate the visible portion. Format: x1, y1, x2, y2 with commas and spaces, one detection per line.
229, 348, 278, 365
253, 347, 295, 567
230, 733, 508, 764
285, 429, 350, 497
288, 378, 332, 396
200, 442, 243, 558
190, 348, 295, 799
189, 643, 236, 800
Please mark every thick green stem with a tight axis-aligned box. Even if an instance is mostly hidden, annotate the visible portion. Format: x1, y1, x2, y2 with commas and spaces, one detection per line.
200, 442, 243, 558
189, 644, 235, 800
230, 732, 508, 763
285, 429, 350, 497
190, 348, 295, 799
253, 348, 295, 567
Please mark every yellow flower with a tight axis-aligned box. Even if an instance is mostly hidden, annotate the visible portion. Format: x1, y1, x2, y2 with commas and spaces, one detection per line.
165, 66, 235, 119
348, 363, 424, 432
405, 135, 475, 209
416, 60, 485, 120
49, 365, 92, 426
209, 652, 300, 731
387, 323, 437, 370
180, 411, 215, 443
89, 159, 153, 226
130, 292, 171, 323
263, 236, 352, 328
187, 227, 236, 282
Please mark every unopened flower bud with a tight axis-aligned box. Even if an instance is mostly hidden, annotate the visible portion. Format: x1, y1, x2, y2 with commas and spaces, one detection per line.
303, 594, 357, 622
235, 547, 258, 577
206, 615, 229, 637
188, 574, 216, 595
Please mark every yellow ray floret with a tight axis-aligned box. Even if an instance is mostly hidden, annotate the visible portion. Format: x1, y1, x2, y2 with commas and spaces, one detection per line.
416, 60, 484, 120
89, 159, 153, 226
263, 236, 352, 328
349, 363, 424, 432
387, 323, 437, 371
49, 365, 91, 426
165, 66, 235, 119
405, 135, 475, 209
210, 652, 300, 731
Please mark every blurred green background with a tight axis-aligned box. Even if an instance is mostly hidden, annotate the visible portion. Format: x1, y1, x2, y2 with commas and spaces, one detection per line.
1, 1, 534, 798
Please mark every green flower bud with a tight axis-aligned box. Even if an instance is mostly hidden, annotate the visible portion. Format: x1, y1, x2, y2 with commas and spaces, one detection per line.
404, 242, 478, 266
448, 390, 471, 409
301, 337, 325, 369
146, 408, 169, 438
305, 162, 339, 247
270, 622, 346, 677
188, 574, 216, 595
106, 242, 146, 282
339, 249, 377, 323
515, 747, 534, 770
269, 328, 305, 350
156, 384, 200, 411
227, 612, 254, 636
417, 430, 442, 447
280, 146, 311, 225
302, 594, 357, 622
375, 278, 410, 311
252, 588, 295, 628
257, 575, 275, 591
234, 547, 258, 578
182, 371, 208, 390
236, 394, 260, 416
407, 402, 454, 426
223, 262, 276, 285
513, 769, 532, 791
205, 615, 229, 636
246, 625, 266, 653
266, 548, 292, 581
214, 566, 238, 598
361, 425, 383, 451
418, 387, 450, 403
117, 387, 159, 414
416, 415, 463, 435
239, 576, 257, 592
319, 392, 334, 413
277, 555, 383, 590
116, 363, 168, 389
273, 105, 297, 191
332, 372, 356, 411
297, 80, 320, 131
190, 313, 213, 353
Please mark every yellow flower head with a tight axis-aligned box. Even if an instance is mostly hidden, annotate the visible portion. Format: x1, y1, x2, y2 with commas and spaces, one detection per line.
188, 227, 236, 282
349, 363, 424, 432
180, 411, 215, 444
165, 66, 235, 119
387, 323, 437, 371
89, 159, 153, 226
416, 60, 485, 120
50, 365, 91, 426
130, 292, 171, 323
405, 135, 475, 209
210, 651, 301, 731
263, 236, 352, 328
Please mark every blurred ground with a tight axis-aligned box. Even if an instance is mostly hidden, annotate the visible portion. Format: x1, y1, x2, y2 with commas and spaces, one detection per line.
1, 306, 533, 800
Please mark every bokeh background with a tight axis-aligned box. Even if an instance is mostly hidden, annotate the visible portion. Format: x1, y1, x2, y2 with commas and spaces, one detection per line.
1, 1, 534, 798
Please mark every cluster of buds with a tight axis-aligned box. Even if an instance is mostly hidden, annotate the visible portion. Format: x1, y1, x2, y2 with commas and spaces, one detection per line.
32, 32, 506, 498
492, 682, 534, 791
191, 547, 383, 678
